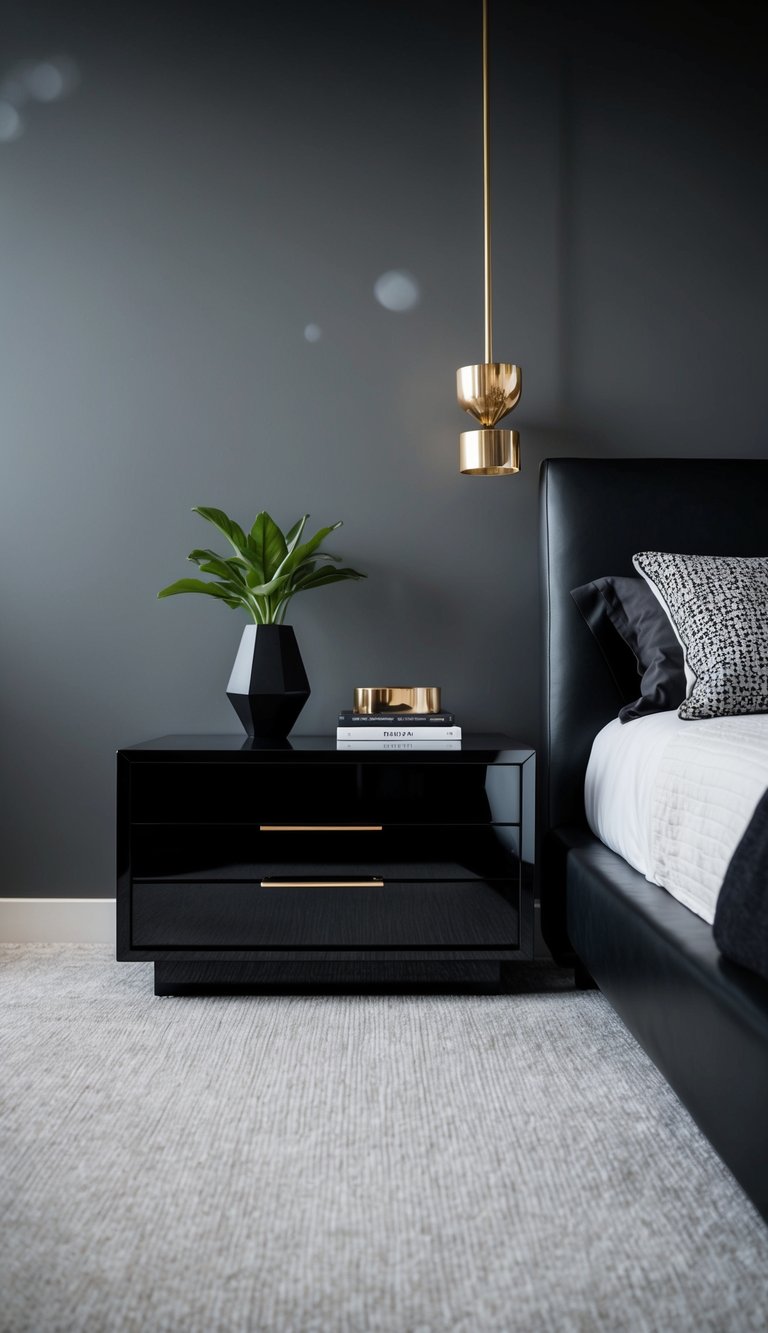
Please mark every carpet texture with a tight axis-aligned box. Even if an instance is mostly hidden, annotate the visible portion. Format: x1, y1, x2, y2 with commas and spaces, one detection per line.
1, 946, 767, 1332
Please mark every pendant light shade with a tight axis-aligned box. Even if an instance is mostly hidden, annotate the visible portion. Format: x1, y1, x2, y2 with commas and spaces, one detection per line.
459, 428, 520, 476
457, 0, 521, 475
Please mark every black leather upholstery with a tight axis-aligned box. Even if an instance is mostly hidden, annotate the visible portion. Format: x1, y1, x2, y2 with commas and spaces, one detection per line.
539, 458, 768, 1222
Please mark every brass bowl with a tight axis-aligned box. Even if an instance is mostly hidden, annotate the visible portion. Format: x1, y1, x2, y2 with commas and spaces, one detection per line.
353, 686, 441, 715
456, 363, 522, 427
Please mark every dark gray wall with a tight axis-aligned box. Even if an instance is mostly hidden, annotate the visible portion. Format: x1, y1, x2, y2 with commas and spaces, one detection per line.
1, 2, 765, 896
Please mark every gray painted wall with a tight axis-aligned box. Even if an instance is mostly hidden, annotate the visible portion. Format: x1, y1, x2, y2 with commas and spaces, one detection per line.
1, 2, 765, 896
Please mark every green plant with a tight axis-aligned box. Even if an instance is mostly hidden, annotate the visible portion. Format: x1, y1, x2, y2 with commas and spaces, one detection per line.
158, 507, 366, 625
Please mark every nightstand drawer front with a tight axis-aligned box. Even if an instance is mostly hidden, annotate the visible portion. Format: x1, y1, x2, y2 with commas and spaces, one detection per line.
130, 761, 520, 824
130, 824, 521, 882
132, 880, 520, 950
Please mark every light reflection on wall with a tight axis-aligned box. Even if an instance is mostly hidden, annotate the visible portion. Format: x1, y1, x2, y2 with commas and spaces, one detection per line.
301, 270, 421, 347
0, 56, 79, 142
373, 270, 420, 313
0, 101, 22, 143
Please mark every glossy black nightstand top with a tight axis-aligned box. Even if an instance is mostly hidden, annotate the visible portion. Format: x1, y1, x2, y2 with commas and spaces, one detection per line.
118, 734, 534, 764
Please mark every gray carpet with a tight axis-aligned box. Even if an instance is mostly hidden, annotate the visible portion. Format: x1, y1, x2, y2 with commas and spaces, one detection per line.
1, 947, 767, 1333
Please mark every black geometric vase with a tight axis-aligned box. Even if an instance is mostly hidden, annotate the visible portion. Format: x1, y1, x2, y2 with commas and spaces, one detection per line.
226, 624, 310, 738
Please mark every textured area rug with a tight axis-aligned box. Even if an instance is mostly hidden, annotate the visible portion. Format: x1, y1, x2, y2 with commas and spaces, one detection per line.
1, 946, 767, 1333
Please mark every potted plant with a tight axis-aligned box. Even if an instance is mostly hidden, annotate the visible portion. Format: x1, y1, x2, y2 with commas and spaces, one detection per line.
159, 506, 366, 736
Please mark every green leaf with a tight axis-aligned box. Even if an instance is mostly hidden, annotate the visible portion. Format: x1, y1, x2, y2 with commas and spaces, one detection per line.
192, 507, 249, 557
245, 570, 295, 597
284, 515, 309, 553
187, 550, 248, 586
249, 511, 288, 581
199, 574, 251, 602
274, 521, 343, 580
157, 578, 244, 608
290, 566, 366, 593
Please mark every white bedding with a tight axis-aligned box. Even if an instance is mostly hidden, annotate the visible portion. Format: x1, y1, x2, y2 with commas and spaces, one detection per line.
585, 712, 768, 923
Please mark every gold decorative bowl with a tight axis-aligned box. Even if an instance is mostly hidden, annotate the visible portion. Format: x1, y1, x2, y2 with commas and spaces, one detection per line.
353, 686, 441, 715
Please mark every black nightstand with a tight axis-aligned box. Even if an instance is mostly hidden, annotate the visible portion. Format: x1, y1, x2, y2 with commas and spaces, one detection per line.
116, 735, 535, 994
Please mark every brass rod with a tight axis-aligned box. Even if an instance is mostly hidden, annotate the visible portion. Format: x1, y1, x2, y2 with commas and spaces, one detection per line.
259, 825, 383, 833
482, 0, 492, 364
259, 879, 385, 888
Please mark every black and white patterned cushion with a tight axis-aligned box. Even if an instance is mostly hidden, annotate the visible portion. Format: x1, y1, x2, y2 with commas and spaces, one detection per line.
632, 552, 768, 720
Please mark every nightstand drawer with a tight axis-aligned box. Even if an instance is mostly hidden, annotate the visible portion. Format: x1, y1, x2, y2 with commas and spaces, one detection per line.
130, 824, 521, 881
130, 761, 520, 825
132, 879, 520, 950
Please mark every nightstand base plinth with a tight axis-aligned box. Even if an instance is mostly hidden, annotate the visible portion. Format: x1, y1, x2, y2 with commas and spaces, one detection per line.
154, 959, 518, 996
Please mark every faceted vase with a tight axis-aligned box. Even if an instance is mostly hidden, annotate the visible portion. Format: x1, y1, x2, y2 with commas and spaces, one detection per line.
226, 624, 310, 738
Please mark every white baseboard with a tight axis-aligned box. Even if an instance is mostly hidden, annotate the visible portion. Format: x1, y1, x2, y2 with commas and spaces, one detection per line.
0, 899, 115, 944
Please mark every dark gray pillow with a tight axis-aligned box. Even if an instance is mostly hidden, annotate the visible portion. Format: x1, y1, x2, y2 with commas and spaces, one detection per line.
570, 575, 686, 723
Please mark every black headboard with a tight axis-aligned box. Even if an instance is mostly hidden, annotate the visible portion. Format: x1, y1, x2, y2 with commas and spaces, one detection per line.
539, 457, 768, 839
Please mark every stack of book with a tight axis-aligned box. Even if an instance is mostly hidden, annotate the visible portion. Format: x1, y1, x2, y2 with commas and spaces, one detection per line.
336, 710, 461, 750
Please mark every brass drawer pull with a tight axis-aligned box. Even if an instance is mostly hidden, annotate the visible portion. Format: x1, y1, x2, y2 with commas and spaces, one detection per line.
259, 825, 383, 832
260, 878, 385, 888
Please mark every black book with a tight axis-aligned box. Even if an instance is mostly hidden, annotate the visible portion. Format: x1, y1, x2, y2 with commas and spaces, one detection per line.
337, 710, 456, 725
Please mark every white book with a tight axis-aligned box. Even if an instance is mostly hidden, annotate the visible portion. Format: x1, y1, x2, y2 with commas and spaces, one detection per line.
336, 739, 461, 751
336, 725, 461, 741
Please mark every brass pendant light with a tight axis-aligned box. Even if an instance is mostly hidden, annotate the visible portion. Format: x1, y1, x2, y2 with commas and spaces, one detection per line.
457, 0, 521, 475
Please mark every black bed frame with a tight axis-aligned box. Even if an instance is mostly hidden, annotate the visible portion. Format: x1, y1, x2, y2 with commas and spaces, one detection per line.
539, 457, 768, 1223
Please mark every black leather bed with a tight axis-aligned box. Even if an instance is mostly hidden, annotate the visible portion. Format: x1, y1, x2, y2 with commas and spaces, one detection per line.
539, 457, 768, 1222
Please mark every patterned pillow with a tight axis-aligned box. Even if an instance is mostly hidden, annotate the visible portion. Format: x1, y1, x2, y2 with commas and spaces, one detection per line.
632, 552, 768, 720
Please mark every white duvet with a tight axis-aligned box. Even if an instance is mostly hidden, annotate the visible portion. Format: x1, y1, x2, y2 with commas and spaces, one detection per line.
585, 712, 768, 923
